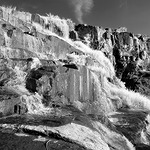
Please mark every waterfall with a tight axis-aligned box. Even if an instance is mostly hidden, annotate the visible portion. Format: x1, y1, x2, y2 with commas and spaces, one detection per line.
39, 13, 75, 39
2, 6, 150, 116
9, 37, 150, 116
90, 72, 116, 113
73, 41, 115, 78
73, 40, 150, 113
21, 93, 51, 115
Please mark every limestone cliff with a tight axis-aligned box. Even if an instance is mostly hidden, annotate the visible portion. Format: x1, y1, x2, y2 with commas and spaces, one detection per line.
1, 6, 150, 150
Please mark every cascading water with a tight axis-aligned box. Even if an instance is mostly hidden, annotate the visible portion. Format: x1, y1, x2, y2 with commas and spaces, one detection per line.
22, 58, 52, 115
21, 93, 51, 115
4, 6, 150, 117
71, 39, 150, 114
21, 32, 150, 116
38, 13, 74, 39
2, 7, 150, 149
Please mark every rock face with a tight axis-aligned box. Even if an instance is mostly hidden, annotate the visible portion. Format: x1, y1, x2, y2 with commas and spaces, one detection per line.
0, 130, 87, 150
108, 110, 150, 145
71, 23, 150, 96
74, 24, 101, 49
1, 5, 150, 150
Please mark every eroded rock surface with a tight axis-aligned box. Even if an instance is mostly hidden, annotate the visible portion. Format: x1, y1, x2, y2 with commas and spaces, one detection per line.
1, 5, 150, 150
108, 110, 150, 146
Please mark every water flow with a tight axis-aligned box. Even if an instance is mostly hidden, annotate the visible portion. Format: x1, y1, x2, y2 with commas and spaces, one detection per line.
9, 30, 150, 116
73, 40, 150, 112
4, 8, 150, 115
21, 93, 51, 115
45, 14, 74, 39
74, 41, 115, 78
91, 71, 116, 113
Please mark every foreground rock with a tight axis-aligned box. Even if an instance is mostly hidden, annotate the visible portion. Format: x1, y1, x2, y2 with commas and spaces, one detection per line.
0, 108, 135, 150
0, 130, 86, 150
135, 144, 150, 150
108, 110, 150, 146
0, 131, 47, 150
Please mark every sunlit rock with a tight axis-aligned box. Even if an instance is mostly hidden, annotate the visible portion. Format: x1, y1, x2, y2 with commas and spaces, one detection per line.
1, 5, 150, 150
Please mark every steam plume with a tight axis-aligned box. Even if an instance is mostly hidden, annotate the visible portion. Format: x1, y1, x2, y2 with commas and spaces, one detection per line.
70, 0, 94, 24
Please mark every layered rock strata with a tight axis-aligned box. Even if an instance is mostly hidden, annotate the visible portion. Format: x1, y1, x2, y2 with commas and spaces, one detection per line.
1, 6, 150, 150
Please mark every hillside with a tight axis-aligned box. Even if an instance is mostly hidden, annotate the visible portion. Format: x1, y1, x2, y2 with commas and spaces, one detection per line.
0, 6, 150, 150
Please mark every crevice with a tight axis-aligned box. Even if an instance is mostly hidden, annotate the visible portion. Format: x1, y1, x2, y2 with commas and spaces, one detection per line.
63, 64, 78, 70
22, 128, 48, 137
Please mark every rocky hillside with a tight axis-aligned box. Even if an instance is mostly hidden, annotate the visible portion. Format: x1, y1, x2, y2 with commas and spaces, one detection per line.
71, 24, 150, 96
1, 6, 150, 150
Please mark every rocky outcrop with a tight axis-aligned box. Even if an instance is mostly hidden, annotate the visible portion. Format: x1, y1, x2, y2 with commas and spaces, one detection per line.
108, 110, 150, 145
1, 5, 150, 150
0, 104, 135, 150
74, 24, 101, 49
71, 21, 150, 97
0, 130, 87, 150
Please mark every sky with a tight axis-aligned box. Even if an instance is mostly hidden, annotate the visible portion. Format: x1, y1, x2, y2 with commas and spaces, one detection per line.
0, 0, 150, 35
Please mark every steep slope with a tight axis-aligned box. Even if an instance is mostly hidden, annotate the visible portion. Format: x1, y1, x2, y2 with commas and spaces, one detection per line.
0, 6, 150, 150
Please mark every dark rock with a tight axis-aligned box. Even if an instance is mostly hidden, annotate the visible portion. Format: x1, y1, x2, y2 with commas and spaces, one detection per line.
69, 30, 77, 40
0, 129, 87, 150
146, 38, 150, 51
14, 103, 27, 115
135, 144, 150, 150
26, 65, 57, 93
46, 139, 86, 150
74, 24, 99, 49
108, 110, 149, 145
63, 63, 78, 70
7, 29, 14, 38
119, 32, 133, 46
0, 131, 47, 150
